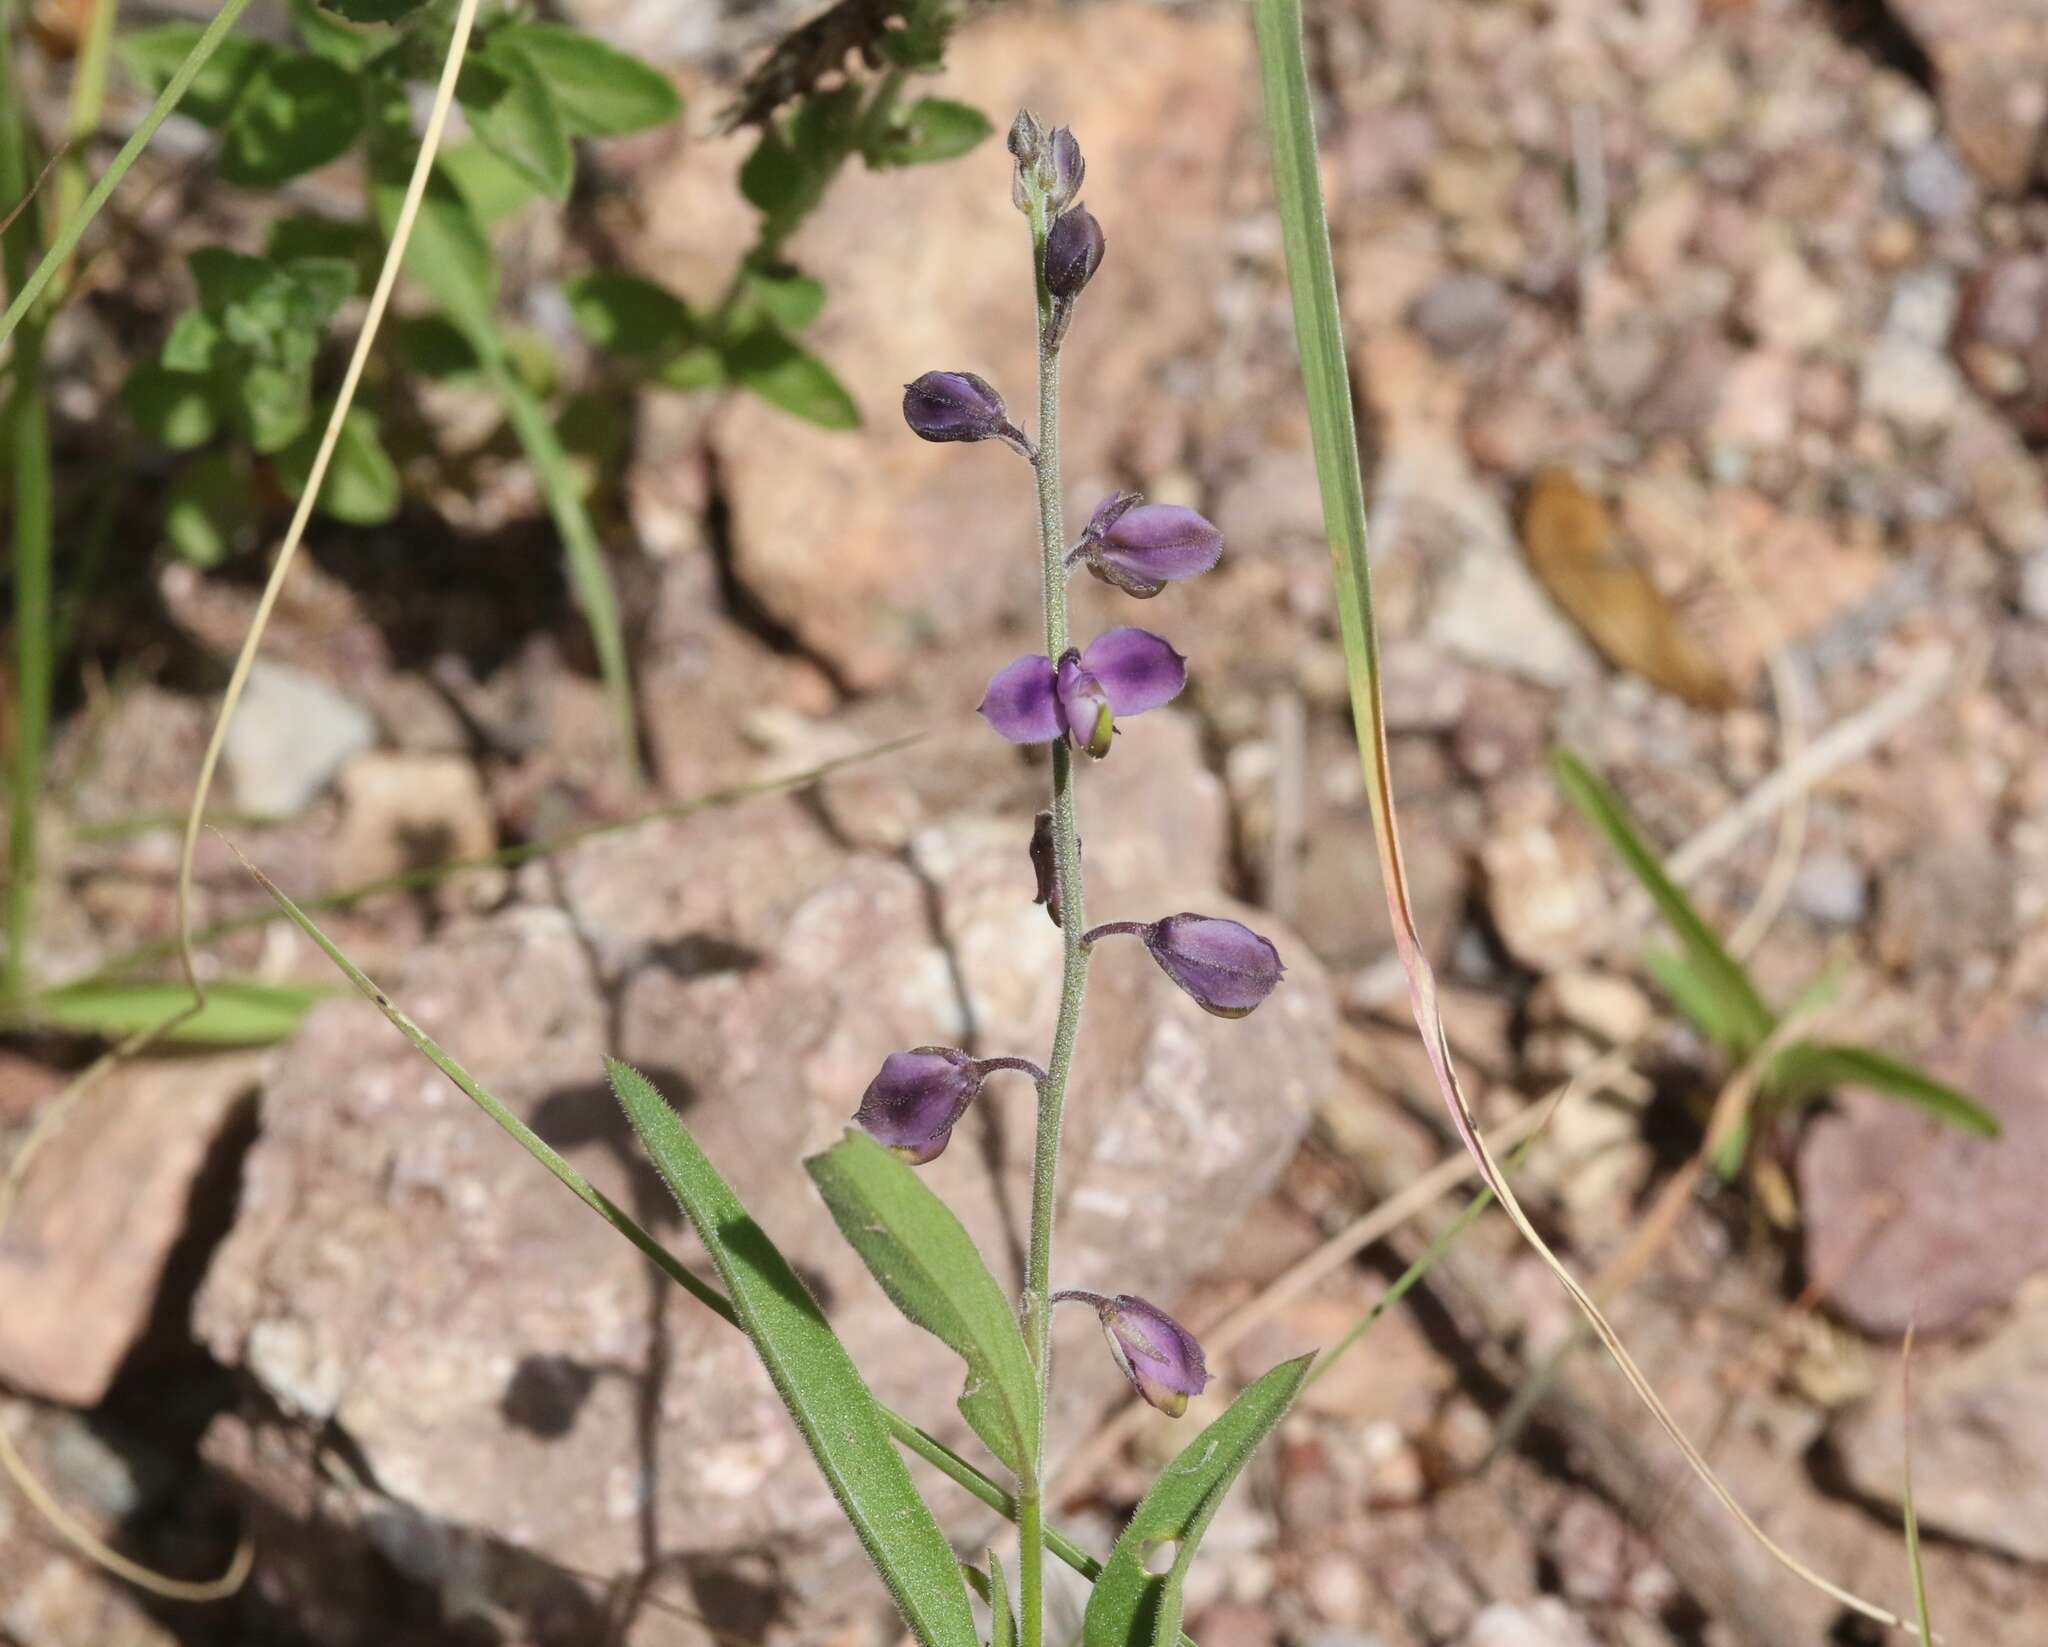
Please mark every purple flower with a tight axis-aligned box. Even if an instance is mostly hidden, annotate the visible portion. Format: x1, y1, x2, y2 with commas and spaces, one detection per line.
1055, 1290, 1210, 1417
1044, 204, 1105, 303
1086, 913, 1285, 1017
1029, 809, 1066, 927
978, 628, 1186, 758
1074, 493, 1224, 598
902, 370, 1030, 456
853, 1048, 1044, 1165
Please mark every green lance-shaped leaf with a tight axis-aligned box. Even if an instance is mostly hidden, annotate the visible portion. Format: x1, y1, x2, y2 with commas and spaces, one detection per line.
806, 1130, 1040, 1478
725, 322, 860, 429
565, 272, 694, 358
1084, 1355, 1313, 1647
864, 97, 992, 169
1766, 1042, 1999, 1137
1552, 748, 1775, 1055
493, 23, 683, 137
13, 978, 325, 1044
219, 53, 364, 186
372, 165, 500, 342
457, 42, 573, 202
607, 1062, 979, 1647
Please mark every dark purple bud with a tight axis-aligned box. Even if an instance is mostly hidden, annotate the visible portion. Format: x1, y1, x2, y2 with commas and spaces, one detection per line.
1029, 810, 1064, 927
902, 371, 1028, 454
1078, 500, 1225, 598
1042, 125, 1084, 214
977, 628, 1185, 754
1054, 651, 1114, 758
853, 1048, 1045, 1164
1140, 913, 1285, 1018
1044, 205, 1105, 303
1055, 1290, 1210, 1417
854, 1047, 985, 1165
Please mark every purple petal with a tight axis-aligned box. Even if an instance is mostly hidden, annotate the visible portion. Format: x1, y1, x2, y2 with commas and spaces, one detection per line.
1143, 913, 1285, 1018
854, 1048, 983, 1163
1097, 504, 1223, 585
978, 655, 1060, 743
1102, 1295, 1209, 1416
1079, 628, 1186, 718
1055, 652, 1114, 757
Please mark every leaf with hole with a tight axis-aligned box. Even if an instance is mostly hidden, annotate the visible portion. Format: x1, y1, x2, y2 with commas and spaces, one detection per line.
606, 1063, 979, 1647
117, 26, 272, 127
220, 53, 364, 186
494, 23, 682, 137
806, 1130, 1040, 1477
726, 324, 859, 429
1766, 1042, 1998, 1136
864, 97, 992, 169
1553, 748, 1774, 1056
1084, 1355, 1312, 1647
15, 979, 326, 1044
274, 407, 401, 524
457, 43, 573, 202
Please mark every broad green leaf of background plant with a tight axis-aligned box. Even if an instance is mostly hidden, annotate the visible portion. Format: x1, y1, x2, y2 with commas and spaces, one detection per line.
1766, 1042, 1998, 1135
117, 26, 272, 127
726, 324, 859, 428
806, 1131, 1040, 1477
494, 23, 683, 137
1552, 748, 1774, 1054
439, 140, 538, 227
165, 450, 255, 563
457, 43, 573, 202
744, 267, 826, 332
234, 362, 313, 452
1084, 1355, 1312, 1647
276, 407, 402, 524
124, 363, 219, 450
373, 168, 500, 343
315, 0, 431, 22
565, 272, 693, 357
864, 97, 991, 168
606, 1063, 978, 1647
220, 53, 364, 185
289, 0, 380, 69
16, 978, 324, 1044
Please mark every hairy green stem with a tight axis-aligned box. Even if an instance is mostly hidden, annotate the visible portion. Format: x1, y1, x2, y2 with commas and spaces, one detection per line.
1019, 184, 1087, 1647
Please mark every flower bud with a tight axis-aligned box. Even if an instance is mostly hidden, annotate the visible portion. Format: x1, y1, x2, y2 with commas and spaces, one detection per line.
1008, 109, 1045, 213
902, 370, 1028, 454
1041, 125, 1084, 214
1055, 1290, 1210, 1417
854, 1048, 984, 1165
1044, 204, 1105, 302
1029, 810, 1063, 927
1141, 913, 1285, 1018
1079, 498, 1225, 598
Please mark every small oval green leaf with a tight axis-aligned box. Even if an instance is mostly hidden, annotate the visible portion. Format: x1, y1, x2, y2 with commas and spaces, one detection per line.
494, 23, 683, 137
726, 324, 859, 429
220, 54, 364, 186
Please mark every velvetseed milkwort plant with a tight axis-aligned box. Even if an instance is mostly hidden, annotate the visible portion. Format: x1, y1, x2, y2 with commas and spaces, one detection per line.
581, 115, 1311, 1647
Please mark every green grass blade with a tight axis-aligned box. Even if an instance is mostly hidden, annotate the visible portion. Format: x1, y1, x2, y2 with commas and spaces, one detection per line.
1553, 748, 1775, 1053
807, 1129, 1039, 1479
0, 0, 261, 352
1767, 1041, 1998, 1136
607, 1061, 977, 1647
1902, 1328, 1934, 1644
1082, 1356, 1311, 1647
10, 977, 323, 1043
235, 846, 1149, 1611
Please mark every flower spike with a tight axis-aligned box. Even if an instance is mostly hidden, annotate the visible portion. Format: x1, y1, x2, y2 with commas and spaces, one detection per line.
1053, 1290, 1210, 1417
978, 628, 1186, 757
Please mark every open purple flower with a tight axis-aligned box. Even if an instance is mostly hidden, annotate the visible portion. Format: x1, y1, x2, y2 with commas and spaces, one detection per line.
979, 628, 1185, 758
1054, 1290, 1210, 1417
854, 1047, 1043, 1165
1073, 493, 1224, 598
902, 370, 1032, 457
1085, 913, 1285, 1017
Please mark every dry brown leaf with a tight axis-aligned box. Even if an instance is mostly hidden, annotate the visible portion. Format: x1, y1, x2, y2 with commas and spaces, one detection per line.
1521, 468, 1736, 709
